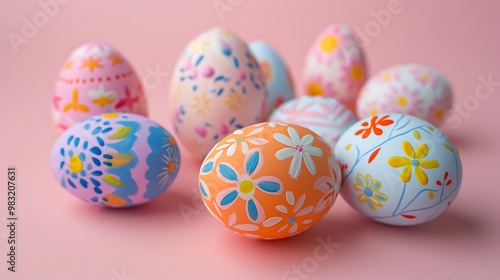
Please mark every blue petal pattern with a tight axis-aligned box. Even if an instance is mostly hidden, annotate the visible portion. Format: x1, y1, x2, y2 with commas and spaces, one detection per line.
219, 164, 238, 181
220, 190, 238, 206
257, 181, 281, 193
246, 151, 260, 175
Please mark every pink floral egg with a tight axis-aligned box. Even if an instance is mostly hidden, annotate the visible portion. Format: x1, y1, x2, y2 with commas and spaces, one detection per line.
53, 42, 148, 134
269, 96, 357, 150
169, 28, 268, 160
356, 64, 452, 126
50, 113, 181, 207
303, 24, 367, 110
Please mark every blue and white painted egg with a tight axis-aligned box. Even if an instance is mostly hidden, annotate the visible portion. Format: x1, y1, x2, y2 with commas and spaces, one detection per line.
335, 113, 462, 226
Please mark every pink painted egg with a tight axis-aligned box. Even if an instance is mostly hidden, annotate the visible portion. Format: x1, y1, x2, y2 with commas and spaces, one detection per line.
356, 64, 453, 126
303, 24, 367, 110
53, 42, 148, 134
50, 113, 181, 207
269, 96, 357, 150
169, 27, 268, 160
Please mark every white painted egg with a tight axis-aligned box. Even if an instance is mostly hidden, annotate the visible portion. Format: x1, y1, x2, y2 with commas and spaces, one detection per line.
335, 113, 462, 226
269, 96, 357, 150
169, 27, 268, 160
356, 64, 452, 126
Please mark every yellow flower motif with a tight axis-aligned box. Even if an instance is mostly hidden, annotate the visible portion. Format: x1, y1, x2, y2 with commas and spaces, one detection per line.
353, 173, 388, 211
225, 91, 244, 111
192, 92, 211, 115
319, 35, 338, 53
189, 36, 210, 54
350, 65, 364, 81
388, 141, 440, 185
307, 82, 324, 96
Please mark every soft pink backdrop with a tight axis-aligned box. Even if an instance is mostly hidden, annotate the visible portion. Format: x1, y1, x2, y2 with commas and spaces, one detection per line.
1, 0, 499, 279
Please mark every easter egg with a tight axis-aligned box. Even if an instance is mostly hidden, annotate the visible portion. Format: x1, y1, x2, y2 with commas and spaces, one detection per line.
199, 122, 342, 239
169, 27, 268, 160
303, 24, 367, 110
53, 42, 148, 134
50, 113, 181, 207
334, 113, 462, 226
269, 96, 357, 150
249, 40, 295, 118
356, 64, 452, 126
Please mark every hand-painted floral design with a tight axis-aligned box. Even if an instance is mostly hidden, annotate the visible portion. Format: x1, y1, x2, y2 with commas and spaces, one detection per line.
192, 92, 211, 115
273, 127, 323, 179
89, 84, 116, 108
52, 113, 179, 208
388, 141, 440, 185
356, 99, 389, 117
336, 114, 462, 225
53, 42, 148, 134
63, 89, 89, 112
313, 157, 342, 214
260, 60, 272, 84
227, 212, 260, 235
199, 150, 223, 200
144, 126, 181, 199
340, 56, 366, 91
305, 75, 337, 97
263, 191, 314, 235
386, 85, 422, 115
215, 148, 283, 222
215, 126, 268, 156
356, 64, 452, 127
254, 121, 289, 128
168, 28, 267, 160
354, 115, 394, 139
311, 25, 350, 65
426, 85, 452, 124
353, 173, 388, 211
269, 96, 357, 149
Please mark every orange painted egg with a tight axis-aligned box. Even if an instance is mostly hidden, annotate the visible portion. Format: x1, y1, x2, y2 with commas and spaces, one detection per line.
199, 122, 342, 239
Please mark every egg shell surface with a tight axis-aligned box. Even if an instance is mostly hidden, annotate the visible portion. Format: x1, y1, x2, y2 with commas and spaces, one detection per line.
356, 64, 452, 126
303, 24, 367, 110
334, 113, 462, 226
269, 96, 357, 150
199, 122, 342, 239
50, 113, 181, 208
249, 40, 295, 118
53, 42, 148, 134
169, 27, 268, 160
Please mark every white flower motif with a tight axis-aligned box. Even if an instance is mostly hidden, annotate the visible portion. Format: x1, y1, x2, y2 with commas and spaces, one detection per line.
72, 43, 111, 57
273, 127, 323, 179
228, 212, 259, 232
88, 84, 116, 108
216, 127, 268, 156
313, 156, 342, 214
263, 191, 313, 234
254, 122, 289, 128
267, 121, 288, 128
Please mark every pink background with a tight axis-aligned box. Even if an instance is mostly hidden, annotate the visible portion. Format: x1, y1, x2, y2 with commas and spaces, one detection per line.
1, 0, 499, 279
